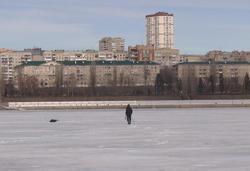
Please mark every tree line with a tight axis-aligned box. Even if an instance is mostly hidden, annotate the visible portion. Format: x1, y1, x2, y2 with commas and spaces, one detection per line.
3, 64, 155, 98
155, 67, 250, 99
2, 66, 250, 99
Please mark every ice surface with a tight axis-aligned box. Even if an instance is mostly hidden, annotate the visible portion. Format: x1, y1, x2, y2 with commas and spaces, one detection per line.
0, 108, 250, 171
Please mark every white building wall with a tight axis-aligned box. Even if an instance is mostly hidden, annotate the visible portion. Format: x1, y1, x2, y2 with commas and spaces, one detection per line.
146, 12, 174, 49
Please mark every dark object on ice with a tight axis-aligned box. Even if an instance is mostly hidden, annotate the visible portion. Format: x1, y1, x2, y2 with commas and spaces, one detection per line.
49, 119, 58, 123
125, 104, 133, 125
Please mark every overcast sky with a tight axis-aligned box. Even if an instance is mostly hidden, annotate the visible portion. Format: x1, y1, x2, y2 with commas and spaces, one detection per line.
0, 0, 250, 54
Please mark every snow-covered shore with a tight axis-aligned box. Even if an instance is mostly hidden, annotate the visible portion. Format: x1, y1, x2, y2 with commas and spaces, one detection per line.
8, 99, 250, 110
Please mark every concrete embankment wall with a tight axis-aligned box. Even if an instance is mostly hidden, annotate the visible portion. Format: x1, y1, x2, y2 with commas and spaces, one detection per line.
7, 100, 250, 110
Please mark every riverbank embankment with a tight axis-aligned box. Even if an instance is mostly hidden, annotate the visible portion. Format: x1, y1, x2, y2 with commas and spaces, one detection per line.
7, 100, 250, 110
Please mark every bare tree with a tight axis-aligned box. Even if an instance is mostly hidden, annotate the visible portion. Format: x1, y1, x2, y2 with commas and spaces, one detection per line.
186, 65, 196, 98
27, 76, 39, 96
55, 65, 63, 95
219, 73, 224, 94
0, 65, 4, 101
155, 73, 163, 95
209, 75, 215, 94
198, 77, 204, 94
113, 65, 117, 87
17, 74, 38, 96
119, 72, 124, 86
68, 73, 77, 96
89, 61, 96, 95
209, 60, 216, 94
16, 67, 26, 96
160, 66, 175, 94
244, 72, 249, 94
143, 62, 150, 95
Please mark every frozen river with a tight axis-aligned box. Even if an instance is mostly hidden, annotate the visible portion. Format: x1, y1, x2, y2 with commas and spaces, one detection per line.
0, 108, 250, 171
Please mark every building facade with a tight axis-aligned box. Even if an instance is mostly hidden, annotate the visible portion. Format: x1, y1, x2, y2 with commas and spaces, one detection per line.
176, 61, 250, 94
180, 55, 206, 63
15, 61, 160, 89
128, 45, 155, 61
155, 48, 179, 66
205, 50, 250, 62
99, 37, 125, 52
146, 12, 174, 49
0, 51, 32, 83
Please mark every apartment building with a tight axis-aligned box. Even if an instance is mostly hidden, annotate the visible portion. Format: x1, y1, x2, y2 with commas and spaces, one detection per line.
206, 50, 250, 62
128, 45, 155, 61
180, 55, 206, 63
15, 60, 160, 89
146, 12, 174, 49
99, 37, 125, 52
176, 61, 250, 93
0, 51, 32, 83
98, 51, 127, 61
155, 48, 179, 66
83, 50, 98, 61
43, 50, 86, 61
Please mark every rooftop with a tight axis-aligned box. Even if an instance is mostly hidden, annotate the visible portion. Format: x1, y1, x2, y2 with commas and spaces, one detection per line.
146, 12, 174, 18
19, 60, 159, 67
176, 61, 250, 65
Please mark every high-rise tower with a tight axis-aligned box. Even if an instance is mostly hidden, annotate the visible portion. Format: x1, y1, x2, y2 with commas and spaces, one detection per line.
146, 12, 174, 49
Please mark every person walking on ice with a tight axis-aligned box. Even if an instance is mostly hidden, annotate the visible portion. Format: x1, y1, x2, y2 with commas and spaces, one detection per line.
125, 104, 133, 124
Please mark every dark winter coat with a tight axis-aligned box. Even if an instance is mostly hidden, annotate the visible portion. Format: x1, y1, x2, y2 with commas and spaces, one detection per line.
126, 105, 133, 116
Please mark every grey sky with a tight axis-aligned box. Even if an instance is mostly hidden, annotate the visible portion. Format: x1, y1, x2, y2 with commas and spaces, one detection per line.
0, 0, 249, 54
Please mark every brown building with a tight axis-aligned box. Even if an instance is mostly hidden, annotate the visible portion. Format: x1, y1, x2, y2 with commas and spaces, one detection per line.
128, 45, 155, 61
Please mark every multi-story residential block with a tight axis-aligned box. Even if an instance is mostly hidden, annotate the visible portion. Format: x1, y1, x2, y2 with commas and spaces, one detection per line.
24, 48, 44, 61
0, 48, 11, 53
99, 37, 125, 52
43, 50, 126, 62
113, 51, 127, 61
176, 61, 250, 94
205, 51, 250, 62
43, 50, 62, 61
180, 55, 206, 63
146, 12, 174, 49
97, 51, 127, 61
155, 48, 179, 66
15, 60, 160, 89
98, 51, 114, 61
83, 50, 98, 61
128, 45, 155, 61
0, 51, 32, 83
29, 49, 126, 62
43, 50, 85, 61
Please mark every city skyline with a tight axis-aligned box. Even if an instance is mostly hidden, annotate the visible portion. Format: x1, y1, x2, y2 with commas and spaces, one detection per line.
0, 0, 250, 54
